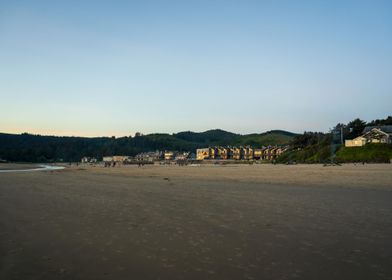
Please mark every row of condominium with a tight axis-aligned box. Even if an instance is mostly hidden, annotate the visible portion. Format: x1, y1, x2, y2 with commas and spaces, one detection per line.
196, 146, 287, 161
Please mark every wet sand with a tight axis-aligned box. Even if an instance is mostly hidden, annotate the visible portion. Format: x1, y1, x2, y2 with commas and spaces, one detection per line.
0, 163, 39, 170
0, 164, 391, 279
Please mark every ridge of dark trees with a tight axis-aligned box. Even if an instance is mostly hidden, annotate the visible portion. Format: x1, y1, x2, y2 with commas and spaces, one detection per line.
0, 129, 296, 162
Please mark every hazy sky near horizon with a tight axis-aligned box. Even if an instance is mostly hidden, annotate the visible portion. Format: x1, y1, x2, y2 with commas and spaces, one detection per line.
1, 0, 391, 137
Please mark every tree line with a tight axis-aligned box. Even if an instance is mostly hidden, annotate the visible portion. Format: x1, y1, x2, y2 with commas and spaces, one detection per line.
0, 129, 295, 162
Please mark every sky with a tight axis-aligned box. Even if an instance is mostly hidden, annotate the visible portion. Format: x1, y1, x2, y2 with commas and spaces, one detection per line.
0, 0, 391, 137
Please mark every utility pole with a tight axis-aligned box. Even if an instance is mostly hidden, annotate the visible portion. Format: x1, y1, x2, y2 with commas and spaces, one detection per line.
341, 126, 344, 145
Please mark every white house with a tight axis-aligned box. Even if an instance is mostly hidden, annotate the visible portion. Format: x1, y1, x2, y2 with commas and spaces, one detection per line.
345, 126, 392, 147
345, 136, 367, 147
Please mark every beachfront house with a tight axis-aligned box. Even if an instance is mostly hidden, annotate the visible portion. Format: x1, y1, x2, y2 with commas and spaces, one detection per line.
253, 148, 263, 160
103, 156, 113, 162
216, 147, 229, 160
164, 151, 174, 161
102, 156, 130, 163
81, 157, 97, 163
135, 151, 162, 162
230, 147, 241, 160
345, 126, 392, 147
175, 152, 190, 161
243, 146, 254, 160
196, 148, 210, 160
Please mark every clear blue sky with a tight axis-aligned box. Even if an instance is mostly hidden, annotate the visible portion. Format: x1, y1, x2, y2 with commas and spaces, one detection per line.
1, 0, 391, 136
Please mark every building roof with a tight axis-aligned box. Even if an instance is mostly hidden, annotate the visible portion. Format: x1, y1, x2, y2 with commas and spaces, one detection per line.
352, 136, 366, 140
363, 125, 392, 134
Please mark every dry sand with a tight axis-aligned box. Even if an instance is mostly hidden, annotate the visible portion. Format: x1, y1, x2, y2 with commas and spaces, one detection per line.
78, 163, 392, 189
0, 164, 391, 279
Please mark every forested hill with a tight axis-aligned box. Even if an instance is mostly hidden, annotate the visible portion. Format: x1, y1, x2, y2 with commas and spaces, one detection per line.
0, 129, 297, 162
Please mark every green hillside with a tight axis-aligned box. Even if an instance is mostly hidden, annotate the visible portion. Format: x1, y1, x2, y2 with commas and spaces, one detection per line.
336, 144, 392, 163
276, 132, 332, 163
232, 130, 297, 146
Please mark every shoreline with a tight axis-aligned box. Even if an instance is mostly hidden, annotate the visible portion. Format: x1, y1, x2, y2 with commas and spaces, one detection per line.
0, 163, 65, 173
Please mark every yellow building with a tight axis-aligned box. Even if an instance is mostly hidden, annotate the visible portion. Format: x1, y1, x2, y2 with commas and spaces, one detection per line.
196, 148, 210, 160
209, 147, 217, 159
243, 147, 254, 160
263, 147, 274, 161
345, 136, 367, 147
253, 149, 263, 160
216, 146, 229, 160
196, 145, 286, 161
164, 151, 174, 160
231, 147, 241, 160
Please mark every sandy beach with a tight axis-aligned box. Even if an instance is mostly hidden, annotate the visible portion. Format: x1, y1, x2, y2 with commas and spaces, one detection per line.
0, 164, 391, 279
75, 163, 392, 189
